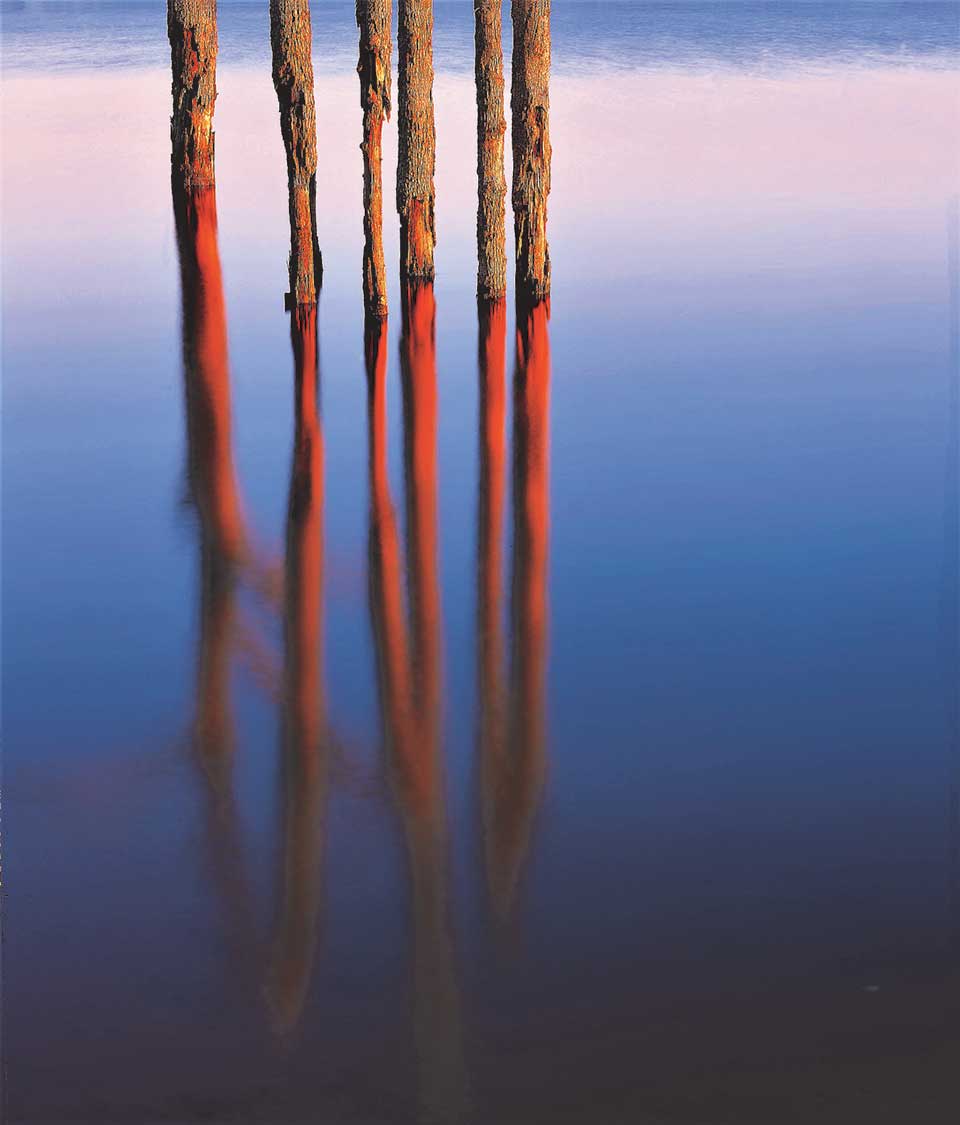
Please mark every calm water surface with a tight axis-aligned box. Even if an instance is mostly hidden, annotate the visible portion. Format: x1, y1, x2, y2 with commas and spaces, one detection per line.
3, 2, 960, 1122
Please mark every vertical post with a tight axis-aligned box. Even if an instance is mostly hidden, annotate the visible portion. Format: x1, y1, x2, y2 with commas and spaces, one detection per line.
397, 0, 436, 280
474, 0, 507, 300
356, 0, 392, 318
167, 0, 218, 190
270, 0, 322, 306
511, 0, 551, 301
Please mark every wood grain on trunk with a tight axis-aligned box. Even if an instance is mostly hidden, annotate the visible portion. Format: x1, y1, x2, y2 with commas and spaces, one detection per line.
511, 0, 551, 301
474, 1, 507, 299
167, 0, 218, 189
270, 0, 322, 306
397, 0, 436, 280
356, 0, 392, 317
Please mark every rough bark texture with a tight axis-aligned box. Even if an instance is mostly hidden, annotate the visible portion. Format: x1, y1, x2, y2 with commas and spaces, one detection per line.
511, 0, 551, 301
357, 0, 392, 317
397, 0, 436, 279
270, 0, 322, 305
168, 1, 218, 189
474, 1, 507, 299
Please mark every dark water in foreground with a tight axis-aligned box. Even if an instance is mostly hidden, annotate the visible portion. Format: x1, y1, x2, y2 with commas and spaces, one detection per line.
3, 3, 960, 1123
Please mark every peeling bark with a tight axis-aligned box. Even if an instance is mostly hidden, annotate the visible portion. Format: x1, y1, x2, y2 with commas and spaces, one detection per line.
474, 1, 507, 299
270, 0, 322, 306
511, 0, 551, 301
397, 0, 436, 280
167, 0, 218, 189
356, 0, 392, 317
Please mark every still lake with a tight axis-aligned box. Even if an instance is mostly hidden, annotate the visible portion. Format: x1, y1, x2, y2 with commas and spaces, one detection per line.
3, 2, 960, 1122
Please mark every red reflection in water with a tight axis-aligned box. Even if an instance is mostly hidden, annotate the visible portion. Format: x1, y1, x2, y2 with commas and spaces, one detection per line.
366, 293, 466, 1120
174, 183, 258, 975
481, 297, 551, 924
266, 305, 328, 1035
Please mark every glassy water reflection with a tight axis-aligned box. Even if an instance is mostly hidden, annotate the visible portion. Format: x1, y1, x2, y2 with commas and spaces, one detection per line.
3, 3, 960, 1123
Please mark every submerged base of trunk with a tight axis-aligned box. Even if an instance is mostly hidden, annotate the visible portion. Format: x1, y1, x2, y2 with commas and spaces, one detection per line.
400, 199, 436, 282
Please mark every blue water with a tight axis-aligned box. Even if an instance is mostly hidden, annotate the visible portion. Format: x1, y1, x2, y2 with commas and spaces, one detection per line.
2, 3, 959, 1123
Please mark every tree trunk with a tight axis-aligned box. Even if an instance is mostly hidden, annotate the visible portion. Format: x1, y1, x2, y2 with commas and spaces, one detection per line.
397, 0, 436, 280
356, 0, 392, 318
167, 0, 218, 190
270, 0, 322, 306
511, 0, 551, 301
474, 1, 507, 299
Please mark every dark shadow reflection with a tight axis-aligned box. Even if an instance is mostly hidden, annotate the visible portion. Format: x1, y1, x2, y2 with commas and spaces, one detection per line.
478, 296, 551, 928
365, 293, 467, 1122
174, 182, 258, 971
265, 304, 329, 1036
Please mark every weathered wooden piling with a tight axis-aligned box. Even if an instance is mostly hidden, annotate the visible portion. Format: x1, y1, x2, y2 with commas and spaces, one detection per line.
270, 0, 322, 305
474, 2, 507, 299
356, 0, 392, 318
511, 0, 551, 300
397, 0, 437, 279
167, 1, 218, 189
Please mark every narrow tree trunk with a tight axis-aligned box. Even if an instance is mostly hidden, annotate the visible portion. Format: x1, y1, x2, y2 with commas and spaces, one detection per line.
474, 1, 507, 300
167, 0, 218, 190
356, 0, 392, 318
270, 0, 322, 306
511, 0, 551, 301
397, 0, 436, 280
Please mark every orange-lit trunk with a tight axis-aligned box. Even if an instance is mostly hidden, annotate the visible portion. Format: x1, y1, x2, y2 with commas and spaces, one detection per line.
474, 0, 507, 299
397, 0, 436, 279
357, 0, 392, 318
266, 305, 327, 1035
167, 0, 217, 189
270, 0, 322, 305
511, 0, 551, 300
